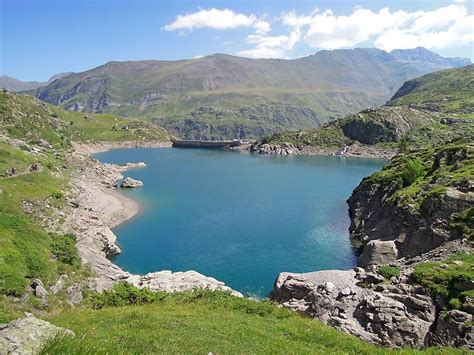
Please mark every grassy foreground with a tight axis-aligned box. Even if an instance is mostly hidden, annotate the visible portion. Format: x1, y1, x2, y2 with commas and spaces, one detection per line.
42, 290, 460, 354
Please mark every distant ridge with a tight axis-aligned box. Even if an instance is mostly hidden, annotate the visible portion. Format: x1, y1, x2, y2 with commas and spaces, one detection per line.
0, 72, 75, 92
31, 47, 471, 139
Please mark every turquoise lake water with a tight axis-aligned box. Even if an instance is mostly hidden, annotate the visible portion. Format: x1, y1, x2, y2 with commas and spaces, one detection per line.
94, 148, 384, 296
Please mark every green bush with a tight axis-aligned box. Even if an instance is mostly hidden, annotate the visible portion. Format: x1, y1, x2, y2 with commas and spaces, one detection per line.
378, 265, 400, 279
51, 233, 79, 265
51, 191, 63, 200
449, 298, 461, 309
400, 158, 424, 186
412, 253, 474, 299
0, 264, 26, 296
91, 282, 164, 309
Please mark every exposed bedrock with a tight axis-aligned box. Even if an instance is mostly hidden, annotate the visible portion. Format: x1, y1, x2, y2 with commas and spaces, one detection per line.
348, 147, 473, 267
270, 269, 437, 348
271, 263, 474, 349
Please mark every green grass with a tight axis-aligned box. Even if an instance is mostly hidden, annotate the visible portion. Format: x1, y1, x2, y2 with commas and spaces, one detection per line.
0, 90, 170, 146
412, 253, 474, 309
377, 265, 400, 279
389, 65, 474, 114
41, 289, 460, 354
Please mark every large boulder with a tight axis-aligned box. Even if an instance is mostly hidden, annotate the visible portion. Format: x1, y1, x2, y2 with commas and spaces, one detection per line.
0, 315, 73, 354
358, 240, 398, 268
120, 177, 143, 188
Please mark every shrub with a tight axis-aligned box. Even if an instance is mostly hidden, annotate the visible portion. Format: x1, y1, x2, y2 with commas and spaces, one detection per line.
449, 298, 461, 309
412, 253, 474, 299
91, 282, 164, 309
0, 264, 27, 296
51, 191, 63, 200
401, 158, 424, 186
378, 265, 400, 279
51, 233, 79, 265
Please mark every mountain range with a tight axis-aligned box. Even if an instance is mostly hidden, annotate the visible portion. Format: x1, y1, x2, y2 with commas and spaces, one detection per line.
13, 48, 472, 139
0, 72, 74, 92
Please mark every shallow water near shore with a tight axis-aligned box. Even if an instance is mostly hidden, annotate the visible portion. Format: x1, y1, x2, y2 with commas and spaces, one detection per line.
95, 148, 384, 296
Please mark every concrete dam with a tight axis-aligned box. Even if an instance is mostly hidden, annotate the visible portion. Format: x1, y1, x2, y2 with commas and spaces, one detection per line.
171, 139, 249, 149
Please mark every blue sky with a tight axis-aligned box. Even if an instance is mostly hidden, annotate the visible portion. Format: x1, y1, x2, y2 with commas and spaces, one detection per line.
1, 0, 473, 81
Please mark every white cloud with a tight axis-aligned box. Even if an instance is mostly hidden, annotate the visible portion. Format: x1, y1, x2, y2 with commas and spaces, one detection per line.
164, 5, 473, 59
238, 29, 301, 58
164, 8, 256, 31
375, 14, 474, 51
302, 8, 410, 49
281, 4, 473, 52
254, 20, 271, 35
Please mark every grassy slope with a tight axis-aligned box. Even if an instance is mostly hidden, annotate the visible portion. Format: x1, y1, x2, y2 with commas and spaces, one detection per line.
42, 290, 458, 354
0, 91, 169, 322
389, 64, 474, 115
1, 91, 170, 144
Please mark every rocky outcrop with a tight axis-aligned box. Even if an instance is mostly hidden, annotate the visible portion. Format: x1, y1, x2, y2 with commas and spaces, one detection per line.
120, 177, 143, 188
433, 310, 474, 348
271, 269, 437, 348
250, 143, 299, 155
348, 146, 473, 267
127, 270, 243, 297
339, 107, 429, 145
0, 314, 73, 354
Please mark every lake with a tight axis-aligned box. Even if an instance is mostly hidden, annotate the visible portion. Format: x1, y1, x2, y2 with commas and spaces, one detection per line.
95, 148, 384, 296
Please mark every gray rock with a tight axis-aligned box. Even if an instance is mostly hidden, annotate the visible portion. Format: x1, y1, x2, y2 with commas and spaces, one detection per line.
340, 287, 352, 297
49, 275, 68, 295
66, 283, 83, 305
358, 240, 398, 267
433, 310, 473, 350
34, 286, 48, 300
120, 177, 143, 188
324, 281, 335, 293
0, 315, 73, 354
127, 270, 243, 298
362, 272, 385, 285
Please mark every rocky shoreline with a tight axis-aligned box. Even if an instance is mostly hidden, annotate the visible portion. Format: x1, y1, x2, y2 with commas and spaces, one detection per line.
249, 141, 396, 159
270, 238, 472, 349
65, 142, 242, 297
73, 140, 172, 155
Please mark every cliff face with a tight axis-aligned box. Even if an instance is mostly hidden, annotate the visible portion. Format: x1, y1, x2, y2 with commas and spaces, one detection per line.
348, 146, 473, 267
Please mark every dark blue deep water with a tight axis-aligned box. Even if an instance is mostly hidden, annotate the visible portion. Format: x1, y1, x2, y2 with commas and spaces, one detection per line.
95, 148, 384, 296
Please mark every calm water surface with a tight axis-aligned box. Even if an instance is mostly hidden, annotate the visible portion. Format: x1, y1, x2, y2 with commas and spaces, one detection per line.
95, 148, 384, 296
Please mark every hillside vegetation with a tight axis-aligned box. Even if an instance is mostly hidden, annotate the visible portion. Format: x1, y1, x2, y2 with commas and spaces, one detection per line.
0, 91, 169, 322
41, 287, 461, 354
32, 48, 470, 139
262, 65, 473, 153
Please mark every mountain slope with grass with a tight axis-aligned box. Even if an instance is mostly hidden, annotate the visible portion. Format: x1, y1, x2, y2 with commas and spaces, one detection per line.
256, 65, 473, 156
32, 48, 470, 139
